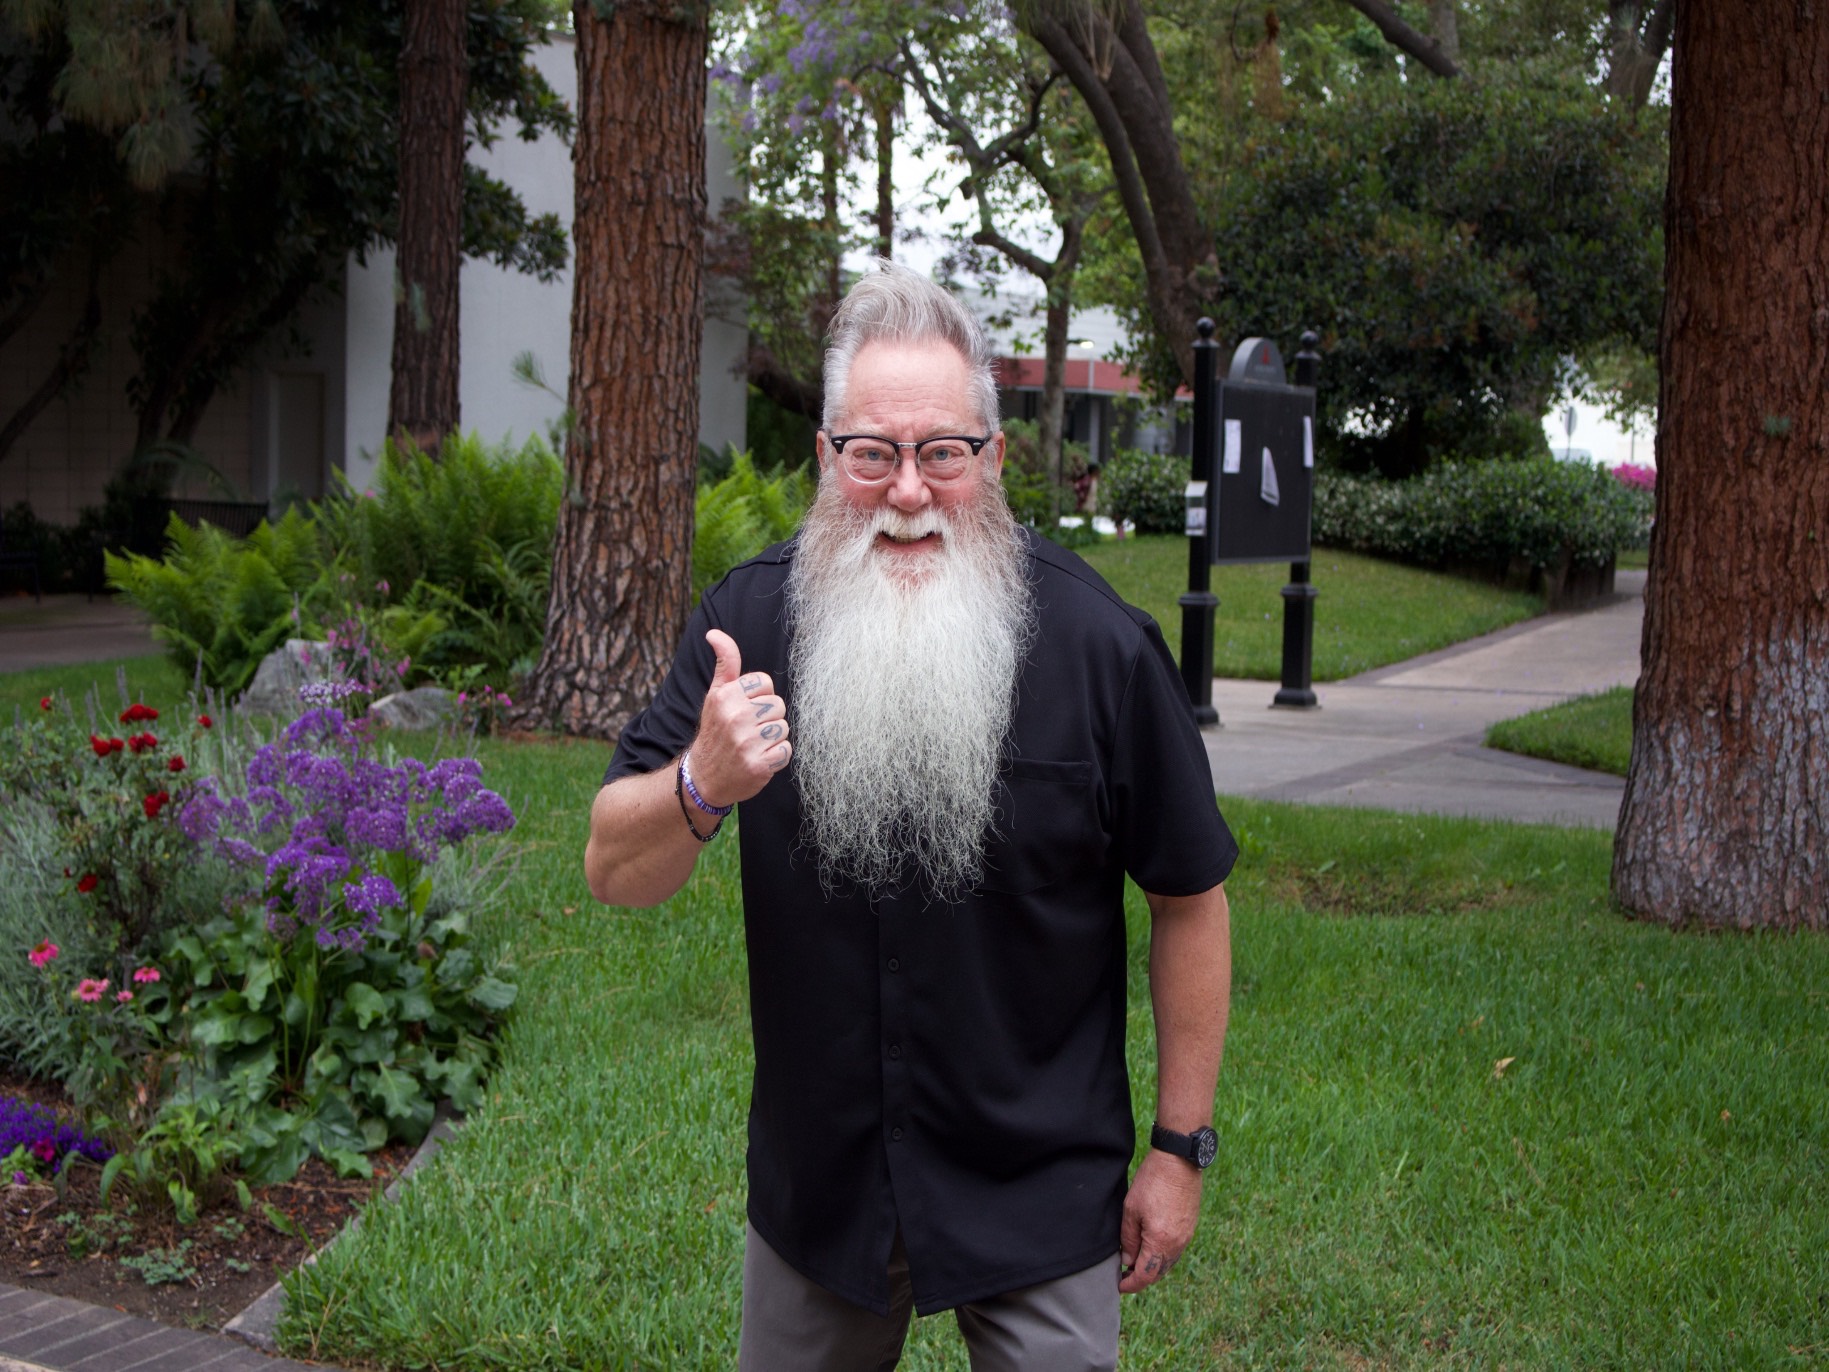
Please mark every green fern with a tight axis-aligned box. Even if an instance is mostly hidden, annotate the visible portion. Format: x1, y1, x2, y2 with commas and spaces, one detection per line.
105, 509, 326, 693
691, 452, 811, 599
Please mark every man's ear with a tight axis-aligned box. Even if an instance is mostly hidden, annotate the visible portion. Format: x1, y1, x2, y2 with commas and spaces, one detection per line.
815, 430, 831, 475
989, 430, 1006, 479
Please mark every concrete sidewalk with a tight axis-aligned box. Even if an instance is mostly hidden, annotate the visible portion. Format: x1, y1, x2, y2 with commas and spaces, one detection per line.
0, 595, 155, 672
1199, 571, 1643, 829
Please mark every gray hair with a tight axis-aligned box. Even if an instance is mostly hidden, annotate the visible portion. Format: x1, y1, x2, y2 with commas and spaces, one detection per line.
822, 259, 1001, 434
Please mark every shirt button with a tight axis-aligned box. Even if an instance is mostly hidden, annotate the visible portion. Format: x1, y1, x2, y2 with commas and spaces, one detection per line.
891, 1127, 904, 1142
887, 957, 900, 972
888, 1043, 902, 1060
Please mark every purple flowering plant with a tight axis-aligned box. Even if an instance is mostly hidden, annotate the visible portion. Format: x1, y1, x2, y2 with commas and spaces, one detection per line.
169, 704, 518, 1183
1, 1095, 112, 1185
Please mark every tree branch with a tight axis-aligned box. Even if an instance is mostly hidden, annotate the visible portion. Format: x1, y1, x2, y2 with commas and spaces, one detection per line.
1340, 0, 1461, 77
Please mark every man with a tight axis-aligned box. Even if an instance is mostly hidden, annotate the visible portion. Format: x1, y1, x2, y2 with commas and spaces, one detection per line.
586, 261, 1235, 1371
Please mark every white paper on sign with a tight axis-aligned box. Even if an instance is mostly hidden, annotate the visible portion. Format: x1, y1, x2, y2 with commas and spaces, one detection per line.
1303, 415, 1314, 469
1222, 420, 1242, 474
1260, 447, 1280, 507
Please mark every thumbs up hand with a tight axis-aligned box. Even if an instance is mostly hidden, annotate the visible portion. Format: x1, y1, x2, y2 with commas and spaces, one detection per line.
687, 628, 792, 810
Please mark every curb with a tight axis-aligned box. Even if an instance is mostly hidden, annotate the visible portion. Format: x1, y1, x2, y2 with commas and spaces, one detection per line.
221, 1109, 464, 1354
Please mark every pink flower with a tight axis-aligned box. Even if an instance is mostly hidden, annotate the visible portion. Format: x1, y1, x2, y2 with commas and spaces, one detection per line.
75, 978, 108, 1002
28, 940, 59, 968
133, 966, 161, 984
32, 1140, 53, 1163
116, 989, 133, 1004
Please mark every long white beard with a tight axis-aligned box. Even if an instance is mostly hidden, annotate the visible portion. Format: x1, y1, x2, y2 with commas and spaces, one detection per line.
787, 479, 1035, 897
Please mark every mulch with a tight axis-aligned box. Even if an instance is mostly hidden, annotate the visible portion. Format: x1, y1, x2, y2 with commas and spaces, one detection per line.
0, 1067, 413, 1332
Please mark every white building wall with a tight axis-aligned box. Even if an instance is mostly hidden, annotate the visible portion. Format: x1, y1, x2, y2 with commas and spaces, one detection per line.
340, 35, 745, 493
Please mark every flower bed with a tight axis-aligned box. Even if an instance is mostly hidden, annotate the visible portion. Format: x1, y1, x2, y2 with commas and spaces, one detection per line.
0, 680, 519, 1311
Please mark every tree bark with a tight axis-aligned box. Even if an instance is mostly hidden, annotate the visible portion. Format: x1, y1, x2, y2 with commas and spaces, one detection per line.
873, 89, 895, 261
512, 0, 708, 741
1606, 0, 1677, 111
1019, 0, 1212, 388
1612, 0, 1829, 930
388, 0, 467, 452
1428, 0, 1460, 65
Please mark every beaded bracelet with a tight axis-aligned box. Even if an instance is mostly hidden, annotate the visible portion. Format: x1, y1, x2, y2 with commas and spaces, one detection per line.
680, 751, 735, 817
675, 761, 723, 843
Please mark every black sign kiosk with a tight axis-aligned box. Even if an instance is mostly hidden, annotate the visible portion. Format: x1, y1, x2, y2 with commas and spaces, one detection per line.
1179, 322, 1321, 722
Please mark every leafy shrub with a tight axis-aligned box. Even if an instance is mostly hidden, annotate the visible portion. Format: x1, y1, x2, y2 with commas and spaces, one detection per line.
172, 706, 517, 1179
1, 1096, 113, 1181
999, 418, 1092, 530
1312, 459, 1649, 571
105, 510, 327, 693
315, 432, 562, 684
693, 452, 811, 599
1101, 449, 1191, 535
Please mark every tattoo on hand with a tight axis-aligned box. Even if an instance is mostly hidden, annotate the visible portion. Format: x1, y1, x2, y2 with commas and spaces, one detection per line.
740, 674, 764, 695
760, 722, 783, 742
754, 702, 774, 720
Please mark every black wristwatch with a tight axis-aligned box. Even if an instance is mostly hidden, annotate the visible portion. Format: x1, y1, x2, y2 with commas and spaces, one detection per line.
1151, 1122, 1219, 1170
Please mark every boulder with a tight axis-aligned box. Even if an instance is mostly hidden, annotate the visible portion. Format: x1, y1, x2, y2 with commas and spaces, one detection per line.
239, 639, 333, 715
369, 686, 457, 731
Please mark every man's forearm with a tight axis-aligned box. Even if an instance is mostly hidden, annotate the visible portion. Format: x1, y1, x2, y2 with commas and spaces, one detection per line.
1145, 883, 1231, 1133
585, 767, 714, 908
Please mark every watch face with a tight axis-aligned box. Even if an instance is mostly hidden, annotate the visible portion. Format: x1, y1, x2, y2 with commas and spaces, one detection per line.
1193, 1127, 1219, 1169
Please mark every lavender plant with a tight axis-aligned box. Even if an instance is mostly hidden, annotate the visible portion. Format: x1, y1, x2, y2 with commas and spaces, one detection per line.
172, 705, 517, 1182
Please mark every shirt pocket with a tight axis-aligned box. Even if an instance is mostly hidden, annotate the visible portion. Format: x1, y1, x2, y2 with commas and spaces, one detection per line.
979, 757, 1103, 895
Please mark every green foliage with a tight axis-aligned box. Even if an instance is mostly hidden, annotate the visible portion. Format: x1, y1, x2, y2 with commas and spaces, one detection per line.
316, 433, 561, 684
99, 1097, 244, 1226
168, 892, 512, 1183
1099, 449, 1190, 535
998, 417, 1092, 532
1096, 71, 1664, 476
1, 1, 571, 451
104, 510, 328, 693
692, 453, 811, 600
1312, 459, 1649, 572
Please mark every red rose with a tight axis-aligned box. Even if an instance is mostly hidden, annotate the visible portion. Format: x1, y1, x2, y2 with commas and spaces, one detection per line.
142, 790, 170, 820
38, 696, 51, 711
127, 732, 158, 754
167, 755, 186, 773
76, 873, 98, 894
90, 734, 111, 758
110, 737, 125, 753
196, 714, 213, 729
119, 703, 159, 724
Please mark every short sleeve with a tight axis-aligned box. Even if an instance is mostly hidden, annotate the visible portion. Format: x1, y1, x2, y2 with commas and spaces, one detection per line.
602, 599, 719, 786
1109, 617, 1239, 896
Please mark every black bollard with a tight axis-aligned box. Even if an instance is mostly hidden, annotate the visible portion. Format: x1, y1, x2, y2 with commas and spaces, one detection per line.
1274, 331, 1323, 709
1179, 319, 1221, 725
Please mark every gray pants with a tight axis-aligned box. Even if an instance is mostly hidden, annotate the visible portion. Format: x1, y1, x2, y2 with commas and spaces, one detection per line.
738, 1224, 1121, 1372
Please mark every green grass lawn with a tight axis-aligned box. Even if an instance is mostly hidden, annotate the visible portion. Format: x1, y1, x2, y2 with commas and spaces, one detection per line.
1079, 537, 1543, 681
256, 733, 1826, 1371
0, 653, 189, 722
1486, 686, 1635, 777
10, 647, 1819, 1369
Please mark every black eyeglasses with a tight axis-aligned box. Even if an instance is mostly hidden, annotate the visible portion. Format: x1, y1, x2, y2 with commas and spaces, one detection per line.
824, 432, 994, 485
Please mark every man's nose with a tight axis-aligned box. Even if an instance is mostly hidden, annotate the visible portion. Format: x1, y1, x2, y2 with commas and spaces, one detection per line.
884, 455, 931, 511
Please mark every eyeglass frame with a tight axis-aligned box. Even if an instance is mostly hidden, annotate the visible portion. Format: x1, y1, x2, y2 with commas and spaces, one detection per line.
822, 430, 997, 485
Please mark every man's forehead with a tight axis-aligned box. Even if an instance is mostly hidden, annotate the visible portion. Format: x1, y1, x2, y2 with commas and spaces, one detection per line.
840, 338, 979, 428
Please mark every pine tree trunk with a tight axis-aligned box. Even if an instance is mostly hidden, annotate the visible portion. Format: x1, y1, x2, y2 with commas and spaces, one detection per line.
512, 0, 708, 740
1611, 1, 1829, 930
388, 0, 467, 452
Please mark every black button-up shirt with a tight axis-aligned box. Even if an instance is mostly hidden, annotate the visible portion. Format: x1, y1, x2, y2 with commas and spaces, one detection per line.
604, 531, 1237, 1314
